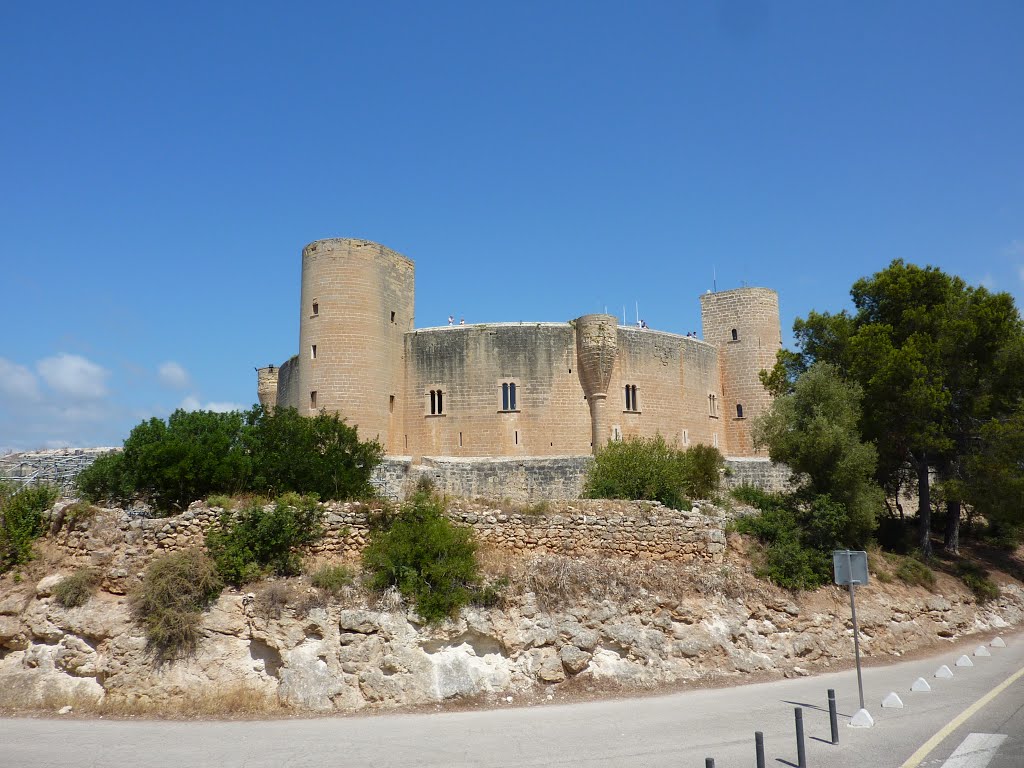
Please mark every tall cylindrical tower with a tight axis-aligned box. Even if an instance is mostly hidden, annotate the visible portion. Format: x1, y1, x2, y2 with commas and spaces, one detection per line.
574, 314, 619, 453
699, 287, 781, 457
298, 238, 415, 451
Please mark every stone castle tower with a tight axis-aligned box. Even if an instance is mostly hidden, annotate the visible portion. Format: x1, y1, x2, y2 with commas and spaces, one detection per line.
700, 287, 781, 456
298, 239, 414, 452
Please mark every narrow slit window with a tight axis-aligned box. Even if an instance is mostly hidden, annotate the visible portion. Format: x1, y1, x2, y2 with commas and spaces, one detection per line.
312, 301, 319, 316
515, 429, 519, 445
736, 403, 744, 418
459, 432, 463, 447
682, 429, 689, 445
731, 328, 738, 341
310, 391, 317, 409
389, 395, 395, 413
390, 311, 396, 323
311, 344, 317, 360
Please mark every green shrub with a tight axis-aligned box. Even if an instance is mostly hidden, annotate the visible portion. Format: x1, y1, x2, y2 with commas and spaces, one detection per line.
131, 549, 222, 661
79, 406, 383, 512
682, 443, 725, 500
53, 568, 101, 608
206, 494, 233, 510
76, 452, 131, 506
205, 494, 324, 587
362, 492, 481, 623
734, 490, 852, 590
0, 483, 59, 573
956, 561, 1000, 603
895, 557, 935, 589
309, 563, 353, 594
244, 406, 383, 500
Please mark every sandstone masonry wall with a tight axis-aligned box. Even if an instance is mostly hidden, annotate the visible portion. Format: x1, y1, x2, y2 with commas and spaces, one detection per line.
49, 499, 729, 566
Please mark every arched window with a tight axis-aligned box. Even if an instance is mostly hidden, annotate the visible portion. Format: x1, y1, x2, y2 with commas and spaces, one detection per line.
731, 328, 738, 341
501, 382, 518, 411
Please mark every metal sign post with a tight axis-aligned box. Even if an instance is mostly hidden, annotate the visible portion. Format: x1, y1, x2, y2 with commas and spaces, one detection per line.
833, 550, 870, 718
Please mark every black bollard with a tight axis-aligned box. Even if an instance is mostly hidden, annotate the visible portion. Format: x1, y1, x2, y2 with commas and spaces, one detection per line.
755, 731, 766, 768
828, 688, 839, 745
795, 707, 807, 768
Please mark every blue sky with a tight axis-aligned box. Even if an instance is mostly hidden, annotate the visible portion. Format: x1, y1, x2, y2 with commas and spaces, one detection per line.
2, 1, 1023, 451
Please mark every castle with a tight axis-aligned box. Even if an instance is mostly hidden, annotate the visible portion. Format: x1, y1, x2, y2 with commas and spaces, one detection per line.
257, 238, 782, 461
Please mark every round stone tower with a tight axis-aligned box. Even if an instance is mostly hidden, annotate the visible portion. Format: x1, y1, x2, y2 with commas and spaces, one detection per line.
298, 238, 415, 451
699, 287, 781, 456
574, 313, 619, 453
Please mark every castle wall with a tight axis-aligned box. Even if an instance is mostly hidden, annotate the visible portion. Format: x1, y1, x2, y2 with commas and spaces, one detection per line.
298, 239, 414, 452
402, 324, 592, 458
606, 328, 723, 451
275, 355, 300, 411
700, 288, 781, 457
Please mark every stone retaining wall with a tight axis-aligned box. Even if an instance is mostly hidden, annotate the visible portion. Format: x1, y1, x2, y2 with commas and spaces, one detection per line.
49, 498, 729, 566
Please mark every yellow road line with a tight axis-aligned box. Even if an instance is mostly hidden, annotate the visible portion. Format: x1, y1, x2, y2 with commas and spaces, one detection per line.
900, 663, 1024, 768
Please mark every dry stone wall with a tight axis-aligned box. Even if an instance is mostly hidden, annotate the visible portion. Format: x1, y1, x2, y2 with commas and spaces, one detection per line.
49, 498, 730, 566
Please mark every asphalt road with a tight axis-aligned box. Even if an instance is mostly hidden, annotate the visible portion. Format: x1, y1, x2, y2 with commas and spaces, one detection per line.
2, 632, 1022, 768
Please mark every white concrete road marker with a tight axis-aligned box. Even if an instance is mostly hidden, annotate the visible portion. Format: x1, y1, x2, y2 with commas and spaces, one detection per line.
935, 665, 955, 679
849, 708, 874, 728
938, 733, 1007, 768
911, 677, 931, 692
882, 692, 904, 708
956, 655, 974, 667
991, 636, 1006, 648
974, 645, 991, 657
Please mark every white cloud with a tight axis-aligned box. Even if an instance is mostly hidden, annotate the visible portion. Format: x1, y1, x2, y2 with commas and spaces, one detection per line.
178, 396, 244, 413
179, 395, 202, 411
158, 361, 191, 389
0, 357, 41, 401
36, 354, 110, 399
204, 401, 246, 413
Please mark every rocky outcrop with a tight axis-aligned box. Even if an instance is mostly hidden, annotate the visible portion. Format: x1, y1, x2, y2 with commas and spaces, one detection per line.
2, 549, 1022, 713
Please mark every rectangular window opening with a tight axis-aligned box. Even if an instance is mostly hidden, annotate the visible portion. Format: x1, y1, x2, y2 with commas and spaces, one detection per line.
311, 344, 317, 360
389, 395, 395, 413
514, 429, 519, 445
390, 310, 396, 323
310, 391, 317, 409
459, 432, 463, 447
312, 301, 319, 316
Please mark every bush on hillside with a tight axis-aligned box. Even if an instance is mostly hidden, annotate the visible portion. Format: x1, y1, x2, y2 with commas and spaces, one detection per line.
77, 406, 383, 512
243, 406, 383, 500
733, 488, 855, 590
0, 482, 59, 573
54, 568, 102, 608
956, 561, 1000, 603
362, 492, 481, 623
204, 493, 324, 586
131, 549, 223, 662
584, 435, 723, 510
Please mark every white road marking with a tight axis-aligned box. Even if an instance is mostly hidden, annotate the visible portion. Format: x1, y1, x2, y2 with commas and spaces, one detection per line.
939, 733, 1007, 768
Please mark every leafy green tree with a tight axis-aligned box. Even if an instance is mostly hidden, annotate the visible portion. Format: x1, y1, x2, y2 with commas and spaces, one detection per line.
362, 492, 480, 623
244, 406, 383, 500
753, 362, 882, 544
962, 405, 1024, 540
787, 260, 1024, 557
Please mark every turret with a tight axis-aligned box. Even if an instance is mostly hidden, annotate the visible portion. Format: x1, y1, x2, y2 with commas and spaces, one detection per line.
574, 314, 619, 453
699, 288, 781, 456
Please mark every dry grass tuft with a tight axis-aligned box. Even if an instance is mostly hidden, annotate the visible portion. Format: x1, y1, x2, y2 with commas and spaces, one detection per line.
477, 547, 768, 611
